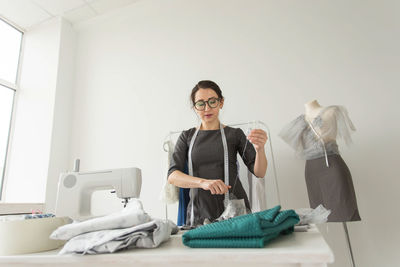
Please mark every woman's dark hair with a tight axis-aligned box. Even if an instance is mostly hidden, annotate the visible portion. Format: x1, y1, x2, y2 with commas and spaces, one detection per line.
190, 80, 224, 106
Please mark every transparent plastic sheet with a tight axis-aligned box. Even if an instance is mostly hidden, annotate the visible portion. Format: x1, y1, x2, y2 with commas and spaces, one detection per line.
295, 204, 331, 225
213, 125, 253, 223
164, 120, 281, 228
215, 193, 250, 222
186, 122, 246, 228
214, 121, 271, 223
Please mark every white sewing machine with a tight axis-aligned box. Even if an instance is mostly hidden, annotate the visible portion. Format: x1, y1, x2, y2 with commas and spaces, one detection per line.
55, 160, 142, 221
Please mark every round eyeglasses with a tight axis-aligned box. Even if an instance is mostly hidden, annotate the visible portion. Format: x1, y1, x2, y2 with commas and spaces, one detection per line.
194, 97, 220, 111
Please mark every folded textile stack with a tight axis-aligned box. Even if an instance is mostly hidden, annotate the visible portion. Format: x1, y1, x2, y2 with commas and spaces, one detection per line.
182, 205, 299, 248
50, 199, 178, 254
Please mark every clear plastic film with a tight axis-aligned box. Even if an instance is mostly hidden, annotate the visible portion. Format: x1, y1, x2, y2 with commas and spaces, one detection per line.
164, 120, 282, 227
186, 122, 248, 227
215, 193, 250, 221
295, 204, 331, 225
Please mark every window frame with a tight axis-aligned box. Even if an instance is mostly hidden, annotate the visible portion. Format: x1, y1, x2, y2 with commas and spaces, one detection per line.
0, 15, 25, 205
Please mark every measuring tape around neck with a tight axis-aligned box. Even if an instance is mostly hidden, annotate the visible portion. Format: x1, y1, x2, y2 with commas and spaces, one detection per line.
187, 122, 230, 226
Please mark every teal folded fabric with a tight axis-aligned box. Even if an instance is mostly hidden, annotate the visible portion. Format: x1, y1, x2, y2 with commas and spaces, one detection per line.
182, 205, 299, 248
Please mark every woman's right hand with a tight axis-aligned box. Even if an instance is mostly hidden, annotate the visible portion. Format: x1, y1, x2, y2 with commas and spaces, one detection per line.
200, 179, 231, 195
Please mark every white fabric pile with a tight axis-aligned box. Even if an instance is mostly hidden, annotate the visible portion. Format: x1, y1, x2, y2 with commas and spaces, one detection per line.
50, 199, 178, 254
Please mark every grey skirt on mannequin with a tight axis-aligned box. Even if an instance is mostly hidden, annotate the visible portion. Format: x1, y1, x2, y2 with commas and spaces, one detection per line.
305, 154, 361, 222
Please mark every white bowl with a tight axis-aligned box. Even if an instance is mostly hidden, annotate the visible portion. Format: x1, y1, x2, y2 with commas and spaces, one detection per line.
0, 216, 71, 255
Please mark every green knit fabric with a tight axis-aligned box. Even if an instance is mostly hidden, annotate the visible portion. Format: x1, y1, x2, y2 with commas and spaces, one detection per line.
182, 205, 299, 248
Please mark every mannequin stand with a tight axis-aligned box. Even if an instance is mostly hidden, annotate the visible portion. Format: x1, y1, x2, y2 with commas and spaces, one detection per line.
343, 222, 356, 267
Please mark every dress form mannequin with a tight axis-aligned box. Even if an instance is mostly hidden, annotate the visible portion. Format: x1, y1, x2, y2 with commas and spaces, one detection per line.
279, 99, 361, 267
304, 100, 341, 144
304, 99, 324, 120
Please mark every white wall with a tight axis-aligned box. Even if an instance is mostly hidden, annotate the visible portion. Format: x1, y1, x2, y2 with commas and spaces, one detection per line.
5, 0, 395, 266
4, 17, 75, 210
67, 1, 399, 266
45, 19, 76, 213
4, 17, 62, 203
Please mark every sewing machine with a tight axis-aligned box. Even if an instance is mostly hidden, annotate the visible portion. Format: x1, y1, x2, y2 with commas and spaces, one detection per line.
55, 161, 142, 221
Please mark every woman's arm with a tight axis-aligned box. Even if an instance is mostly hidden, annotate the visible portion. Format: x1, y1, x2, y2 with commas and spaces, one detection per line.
253, 147, 268, 178
168, 170, 203, 188
248, 129, 268, 178
168, 170, 230, 194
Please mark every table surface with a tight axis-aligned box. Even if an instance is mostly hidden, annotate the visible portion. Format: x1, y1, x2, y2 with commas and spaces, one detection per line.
0, 225, 334, 267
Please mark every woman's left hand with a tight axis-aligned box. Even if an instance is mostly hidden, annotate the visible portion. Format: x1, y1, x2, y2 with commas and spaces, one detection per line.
247, 129, 268, 152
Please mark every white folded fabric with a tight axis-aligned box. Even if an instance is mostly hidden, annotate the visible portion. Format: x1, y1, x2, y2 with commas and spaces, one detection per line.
58, 219, 178, 254
50, 199, 151, 241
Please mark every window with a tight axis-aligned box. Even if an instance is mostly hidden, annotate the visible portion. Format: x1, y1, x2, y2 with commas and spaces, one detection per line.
0, 17, 23, 200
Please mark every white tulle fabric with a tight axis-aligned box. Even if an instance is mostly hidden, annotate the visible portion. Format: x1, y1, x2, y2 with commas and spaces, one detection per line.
160, 139, 179, 204
279, 105, 356, 160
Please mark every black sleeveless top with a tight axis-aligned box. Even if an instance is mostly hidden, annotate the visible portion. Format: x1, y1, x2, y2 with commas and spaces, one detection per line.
167, 126, 256, 225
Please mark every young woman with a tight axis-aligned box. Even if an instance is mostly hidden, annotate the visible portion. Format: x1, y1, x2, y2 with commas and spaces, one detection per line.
167, 80, 268, 226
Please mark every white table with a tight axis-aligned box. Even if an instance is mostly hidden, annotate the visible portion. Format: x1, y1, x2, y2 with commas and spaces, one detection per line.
0, 225, 334, 267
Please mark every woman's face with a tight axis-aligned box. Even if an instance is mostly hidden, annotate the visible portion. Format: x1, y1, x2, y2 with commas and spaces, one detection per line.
193, 88, 224, 123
